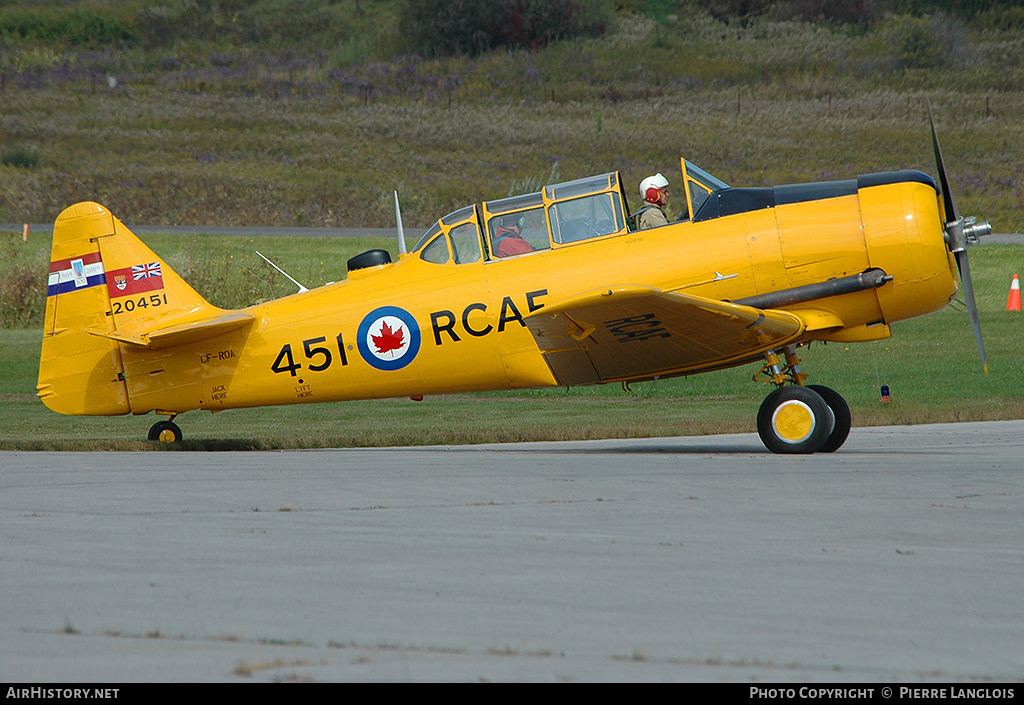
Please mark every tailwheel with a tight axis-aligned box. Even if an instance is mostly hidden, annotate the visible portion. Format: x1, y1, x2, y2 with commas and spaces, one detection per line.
807, 385, 851, 453
757, 386, 831, 454
148, 420, 183, 443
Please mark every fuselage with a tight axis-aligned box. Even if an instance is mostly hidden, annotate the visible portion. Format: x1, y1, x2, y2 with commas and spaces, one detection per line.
114, 170, 957, 417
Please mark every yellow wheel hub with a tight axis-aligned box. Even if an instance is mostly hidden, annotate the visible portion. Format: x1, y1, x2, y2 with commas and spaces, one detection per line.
771, 400, 816, 444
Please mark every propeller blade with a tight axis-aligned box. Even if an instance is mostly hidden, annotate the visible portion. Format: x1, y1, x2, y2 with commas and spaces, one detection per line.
928, 103, 959, 224
929, 104, 990, 374
954, 250, 988, 375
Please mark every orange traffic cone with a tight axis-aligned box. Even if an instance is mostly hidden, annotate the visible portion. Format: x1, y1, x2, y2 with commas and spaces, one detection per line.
1008, 274, 1021, 311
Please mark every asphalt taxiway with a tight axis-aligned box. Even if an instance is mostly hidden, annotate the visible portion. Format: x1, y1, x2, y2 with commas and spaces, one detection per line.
2, 421, 1023, 682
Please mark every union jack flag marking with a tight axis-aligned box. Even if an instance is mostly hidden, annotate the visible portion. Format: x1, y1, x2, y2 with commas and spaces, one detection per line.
133, 262, 162, 280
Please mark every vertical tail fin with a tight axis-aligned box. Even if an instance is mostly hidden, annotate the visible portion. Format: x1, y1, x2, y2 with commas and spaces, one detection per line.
37, 202, 218, 415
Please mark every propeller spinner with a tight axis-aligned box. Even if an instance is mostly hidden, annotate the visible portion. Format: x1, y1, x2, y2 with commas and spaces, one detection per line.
928, 105, 992, 374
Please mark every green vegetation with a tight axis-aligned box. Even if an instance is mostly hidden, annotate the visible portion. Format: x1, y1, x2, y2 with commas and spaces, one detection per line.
0, 2, 1021, 230
0, 230, 46, 327
1, 144, 40, 169
399, 0, 613, 57
1, 1, 1022, 448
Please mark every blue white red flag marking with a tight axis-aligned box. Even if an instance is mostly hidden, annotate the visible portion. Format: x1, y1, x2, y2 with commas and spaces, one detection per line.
357, 306, 421, 371
48, 253, 105, 297
107, 262, 165, 298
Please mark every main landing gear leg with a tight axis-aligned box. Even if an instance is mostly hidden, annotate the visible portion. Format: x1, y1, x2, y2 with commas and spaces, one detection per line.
755, 346, 851, 454
148, 415, 183, 443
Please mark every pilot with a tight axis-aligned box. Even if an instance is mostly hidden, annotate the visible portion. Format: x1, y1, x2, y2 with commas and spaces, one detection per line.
492, 214, 533, 258
637, 173, 670, 229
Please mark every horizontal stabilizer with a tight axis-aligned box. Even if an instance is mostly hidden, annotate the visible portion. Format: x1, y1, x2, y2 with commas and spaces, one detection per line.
83, 311, 254, 349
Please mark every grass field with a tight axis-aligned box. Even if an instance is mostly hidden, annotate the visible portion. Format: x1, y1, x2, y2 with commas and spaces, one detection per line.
2, 232, 1022, 450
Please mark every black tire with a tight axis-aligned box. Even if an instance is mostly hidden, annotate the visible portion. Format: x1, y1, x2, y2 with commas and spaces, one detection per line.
148, 420, 183, 443
756, 386, 831, 454
807, 385, 852, 453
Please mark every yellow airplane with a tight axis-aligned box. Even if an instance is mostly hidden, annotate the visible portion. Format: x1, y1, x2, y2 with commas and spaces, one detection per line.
36, 116, 991, 453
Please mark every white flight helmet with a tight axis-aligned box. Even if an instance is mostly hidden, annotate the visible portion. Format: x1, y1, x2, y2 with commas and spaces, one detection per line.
639, 173, 669, 203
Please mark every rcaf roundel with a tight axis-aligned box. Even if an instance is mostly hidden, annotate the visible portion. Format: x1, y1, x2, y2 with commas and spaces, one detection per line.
356, 306, 421, 371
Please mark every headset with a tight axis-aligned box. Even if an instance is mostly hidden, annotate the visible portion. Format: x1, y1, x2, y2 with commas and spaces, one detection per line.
501, 214, 526, 229
639, 173, 669, 204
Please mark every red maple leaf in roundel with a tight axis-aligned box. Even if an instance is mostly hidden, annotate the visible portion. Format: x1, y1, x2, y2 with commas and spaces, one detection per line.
372, 321, 406, 355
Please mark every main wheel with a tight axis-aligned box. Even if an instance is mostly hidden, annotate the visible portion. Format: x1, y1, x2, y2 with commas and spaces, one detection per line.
148, 420, 183, 443
807, 385, 851, 453
757, 386, 831, 454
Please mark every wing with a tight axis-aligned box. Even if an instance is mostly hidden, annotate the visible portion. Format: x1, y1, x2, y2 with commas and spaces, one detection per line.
524, 285, 805, 385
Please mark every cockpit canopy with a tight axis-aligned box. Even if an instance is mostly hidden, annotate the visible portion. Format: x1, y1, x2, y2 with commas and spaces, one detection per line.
413, 172, 631, 265
411, 162, 731, 265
